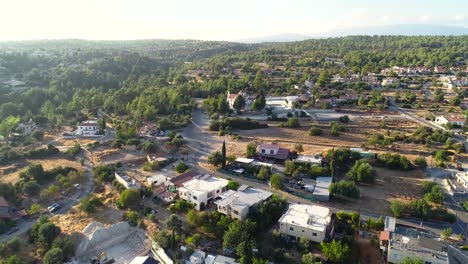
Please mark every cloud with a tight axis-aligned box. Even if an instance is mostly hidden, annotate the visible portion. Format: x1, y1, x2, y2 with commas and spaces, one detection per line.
419, 15, 430, 22
453, 14, 465, 21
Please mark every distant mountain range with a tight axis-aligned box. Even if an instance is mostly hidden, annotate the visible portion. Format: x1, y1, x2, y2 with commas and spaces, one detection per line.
236, 24, 468, 43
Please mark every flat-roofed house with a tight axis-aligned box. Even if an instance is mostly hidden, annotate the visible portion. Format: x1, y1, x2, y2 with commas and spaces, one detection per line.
278, 204, 334, 243
114, 172, 142, 189
216, 185, 272, 221
178, 175, 229, 210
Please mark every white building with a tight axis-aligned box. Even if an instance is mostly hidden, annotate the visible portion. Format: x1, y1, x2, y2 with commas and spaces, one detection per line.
278, 204, 334, 243
295, 155, 322, 165
455, 172, 468, 188
435, 116, 465, 127
386, 232, 448, 264
178, 175, 229, 210
216, 185, 272, 221
304, 177, 332, 201
381, 77, 398, 86
16, 119, 37, 136
77, 120, 99, 136
115, 172, 142, 189
226, 91, 253, 111
146, 174, 169, 186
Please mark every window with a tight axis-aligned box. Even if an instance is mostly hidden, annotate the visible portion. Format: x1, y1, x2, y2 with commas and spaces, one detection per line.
261, 149, 265, 154
393, 254, 400, 260
302, 230, 304, 233
289, 227, 294, 231
424, 262, 432, 264
270, 150, 274, 154
234, 210, 239, 215
217, 190, 220, 193
313, 233, 317, 237
193, 196, 197, 200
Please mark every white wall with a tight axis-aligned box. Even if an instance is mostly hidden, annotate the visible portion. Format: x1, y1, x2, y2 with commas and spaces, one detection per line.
279, 222, 326, 243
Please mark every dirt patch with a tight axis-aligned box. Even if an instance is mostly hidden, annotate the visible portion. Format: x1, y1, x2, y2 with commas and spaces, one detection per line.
355, 233, 382, 264
0, 157, 82, 184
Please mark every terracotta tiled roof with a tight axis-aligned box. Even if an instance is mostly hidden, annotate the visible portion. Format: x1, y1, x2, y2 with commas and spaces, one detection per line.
380, 231, 390, 241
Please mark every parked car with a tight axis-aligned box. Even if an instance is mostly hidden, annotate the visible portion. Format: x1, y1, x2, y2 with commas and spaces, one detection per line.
5, 227, 19, 235
74, 184, 81, 189
47, 203, 60, 212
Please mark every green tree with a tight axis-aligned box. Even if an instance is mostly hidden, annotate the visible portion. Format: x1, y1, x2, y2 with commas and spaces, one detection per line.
2, 255, 25, 264
51, 237, 74, 260
222, 140, 227, 167
320, 240, 350, 264
390, 200, 406, 218
31, 130, 44, 140
142, 141, 157, 154
175, 162, 189, 173
22, 181, 41, 196
226, 180, 240, 191
269, 174, 283, 190
253, 70, 266, 91
166, 214, 183, 248
256, 166, 269, 180
119, 189, 141, 209
302, 253, 321, 264
251, 93, 266, 111
347, 159, 376, 183
233, 95, 246, 112
246, 143, 257, 158
153, 230, 171, 249
316, 70, 330, 86
0, 116, 20, 139
208, 151, 224, 168
38, 223, 61, 250
43, 248, 63, 264
217, 95, 230, 114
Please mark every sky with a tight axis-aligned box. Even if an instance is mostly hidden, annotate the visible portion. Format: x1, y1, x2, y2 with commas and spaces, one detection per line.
0, 0, 467, 41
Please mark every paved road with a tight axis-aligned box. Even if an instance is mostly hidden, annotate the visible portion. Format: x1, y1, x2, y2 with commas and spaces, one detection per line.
0, 150, 95, 242
182, 107, 463, 235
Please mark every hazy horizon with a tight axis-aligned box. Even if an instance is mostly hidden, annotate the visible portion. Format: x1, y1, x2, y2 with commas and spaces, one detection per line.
1, 0, 467, 41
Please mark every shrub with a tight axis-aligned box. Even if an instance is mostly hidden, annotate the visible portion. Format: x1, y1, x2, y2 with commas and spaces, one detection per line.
22, 181, 41, 196
6, 237, 21, 252
286, 117, 300, 128
329, 181, 360, 199
339, 115, 350, 123
270, 174, 284, 190
119, 189, 141, 209
347, 159, 376, 183
226, 180, 240, 191
124, 211, 141, 226
175, 162, 189, 173
415, 156, 428, 169
308, 126, 323, 136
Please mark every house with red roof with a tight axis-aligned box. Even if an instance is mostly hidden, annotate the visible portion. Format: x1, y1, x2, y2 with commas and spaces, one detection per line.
257, 144, 290, 163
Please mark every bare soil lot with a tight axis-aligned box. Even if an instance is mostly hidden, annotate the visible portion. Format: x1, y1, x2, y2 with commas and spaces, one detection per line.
0, 157, 82, 184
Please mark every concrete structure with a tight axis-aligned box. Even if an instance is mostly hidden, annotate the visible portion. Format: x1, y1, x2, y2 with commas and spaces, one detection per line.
385, 232, 448, 264
16, 119, 37, 136
435, 116, 465, 127
350, 147, 377, 159
455, 172, 468, 188
311, 177, 332, 201
215, 185, 272, 220
147, 174, 168, 186
384, 216, 396, 232
205, 255, 237, 264
381, 77, 398, 86
77, 120, 99, 136
0, 196, 27, 220
178, 175, 229, 210
296, 154, 322, 165
115, 172, 142, 189
278, 204, 334, 243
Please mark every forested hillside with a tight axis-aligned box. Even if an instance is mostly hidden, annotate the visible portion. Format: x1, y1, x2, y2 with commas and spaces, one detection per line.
0, 36, 466, 129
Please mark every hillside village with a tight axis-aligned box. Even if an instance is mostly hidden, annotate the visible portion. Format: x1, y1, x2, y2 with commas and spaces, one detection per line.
0, 37, 467, 264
